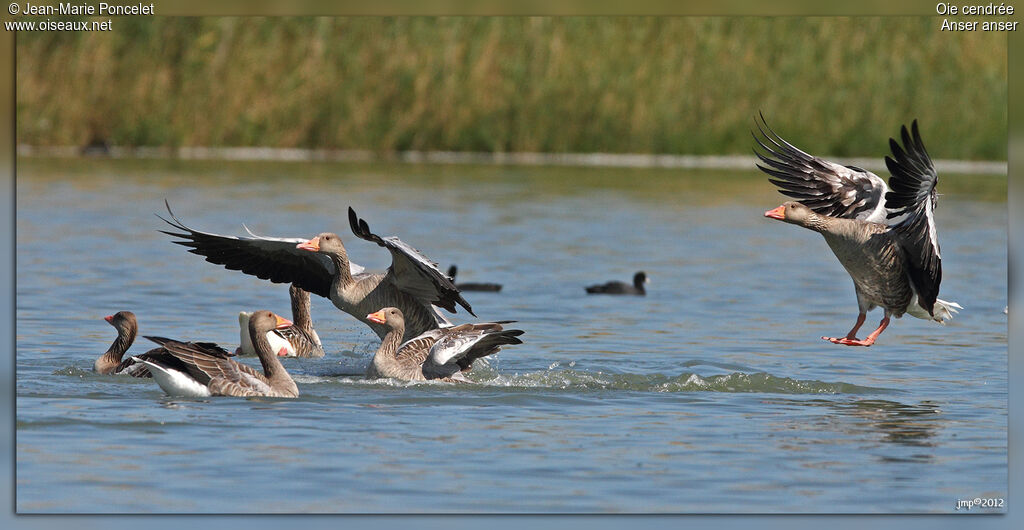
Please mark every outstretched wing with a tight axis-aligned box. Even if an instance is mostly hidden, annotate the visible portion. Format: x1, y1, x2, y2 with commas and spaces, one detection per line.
753, 113, 889, 223
348, 207, 475, 316
427, 322, 523, 368
157, 200, 345, 298
884, 120, 941, 315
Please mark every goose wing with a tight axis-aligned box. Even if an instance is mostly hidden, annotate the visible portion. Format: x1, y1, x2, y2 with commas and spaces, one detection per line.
348, 207, 475, 316
394, 330, 443, 368
143, 335, 264, 387
157, 201, 363, 298
753, 113, 889, 223
427, 322, 522, 368
884, 120, 942, 315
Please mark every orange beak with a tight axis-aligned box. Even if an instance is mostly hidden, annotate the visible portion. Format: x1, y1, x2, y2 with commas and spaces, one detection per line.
366, 310, 386, 324
104, 315, 114, 323
274, 314, 293, 329
764, 205, 786, 220
296, 237, 320, 252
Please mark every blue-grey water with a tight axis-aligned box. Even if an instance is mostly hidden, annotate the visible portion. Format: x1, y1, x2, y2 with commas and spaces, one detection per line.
15, 159, 1006, 513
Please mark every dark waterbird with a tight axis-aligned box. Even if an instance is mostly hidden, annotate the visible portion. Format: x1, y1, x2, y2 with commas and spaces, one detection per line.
755, 113, 961, 346
447, 264, 502, 292
585, 271, 648, 295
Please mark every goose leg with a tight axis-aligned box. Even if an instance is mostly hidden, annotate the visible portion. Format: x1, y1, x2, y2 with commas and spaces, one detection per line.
822, 313, 866, 344
823, 315, 889, 347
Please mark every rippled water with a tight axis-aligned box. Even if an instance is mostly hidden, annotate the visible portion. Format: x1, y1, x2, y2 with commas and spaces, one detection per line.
15, 159, 1007, 513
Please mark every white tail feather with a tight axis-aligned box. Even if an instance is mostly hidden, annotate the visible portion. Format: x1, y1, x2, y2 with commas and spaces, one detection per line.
907, 298, 962, 324
932, 299, 963, 323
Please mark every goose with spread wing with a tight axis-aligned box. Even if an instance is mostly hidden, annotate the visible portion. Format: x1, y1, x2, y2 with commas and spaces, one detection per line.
237, 284, 324, 358
159, 203, 474, 343
365, 307, 524, 382
133, 310, 299, 398
756, 114, 960, 346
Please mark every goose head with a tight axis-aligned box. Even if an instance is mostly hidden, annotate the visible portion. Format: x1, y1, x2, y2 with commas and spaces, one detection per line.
247, 310, 293, 340
764, 201, 815, 226
104, 310, 137, 336
296, 232, 348, 258
366, 307, 405, 330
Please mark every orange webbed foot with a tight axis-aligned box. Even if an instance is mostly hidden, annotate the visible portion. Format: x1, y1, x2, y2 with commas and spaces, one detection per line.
822, 336, 875, 347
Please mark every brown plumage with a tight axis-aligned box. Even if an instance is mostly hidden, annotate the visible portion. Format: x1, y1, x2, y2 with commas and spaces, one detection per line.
135, 311, 299, 398
365, 307, 524, 382
764, 201, 958, 346
95, 311, 142, 375
238, 284, 324, 358
159, 202, 473, 343
759, 117, 960, 346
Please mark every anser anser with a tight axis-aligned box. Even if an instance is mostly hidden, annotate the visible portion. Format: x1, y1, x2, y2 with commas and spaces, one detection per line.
94, 311, 150, 376
365, 307, 524, 382
159, 203, 473, 342
585, 271, 648, 295
237, 284, 324, 358
447, 265, 503, 292
133, 310, 299, 398
756, 115, 961, 346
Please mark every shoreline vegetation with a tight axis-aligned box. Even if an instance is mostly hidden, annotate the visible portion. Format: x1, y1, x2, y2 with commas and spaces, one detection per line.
17, 17, 1007, 160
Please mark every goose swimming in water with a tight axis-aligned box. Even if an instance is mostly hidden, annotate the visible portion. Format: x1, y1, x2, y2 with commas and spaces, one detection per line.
133, 310, 299, 398
95, 311, 237, 378
756, 114, 961, 346
237, 284, 324, 358
365, 307, 524, 382
95, 311, 148, 376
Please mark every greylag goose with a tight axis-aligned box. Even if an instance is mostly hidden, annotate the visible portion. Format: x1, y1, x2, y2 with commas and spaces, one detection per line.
756, 115, 961, 346
95, 311, 149, 376
237, 284, 324, 358
365, 307, 524, 382
96, 311, 236, 378
585, 271, 648, 295
447, 265, 502, 292
133, 310, 299, 398
159, 203, 474, 342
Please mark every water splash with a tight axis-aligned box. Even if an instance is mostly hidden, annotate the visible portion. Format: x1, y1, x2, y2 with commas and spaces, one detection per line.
292, 365, 890, 395
479, 369, 890, 394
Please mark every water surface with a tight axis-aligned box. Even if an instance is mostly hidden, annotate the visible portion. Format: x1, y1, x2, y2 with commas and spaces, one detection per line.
15, 159, 1007, 513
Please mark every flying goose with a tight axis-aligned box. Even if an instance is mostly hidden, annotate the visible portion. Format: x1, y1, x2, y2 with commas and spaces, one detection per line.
365, 307, 524, 382
237, 284, 324, 358
158, 203, 473, 342
133, 310, 299, 398
585, 271, 648, 295
756, 115, 961, 346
